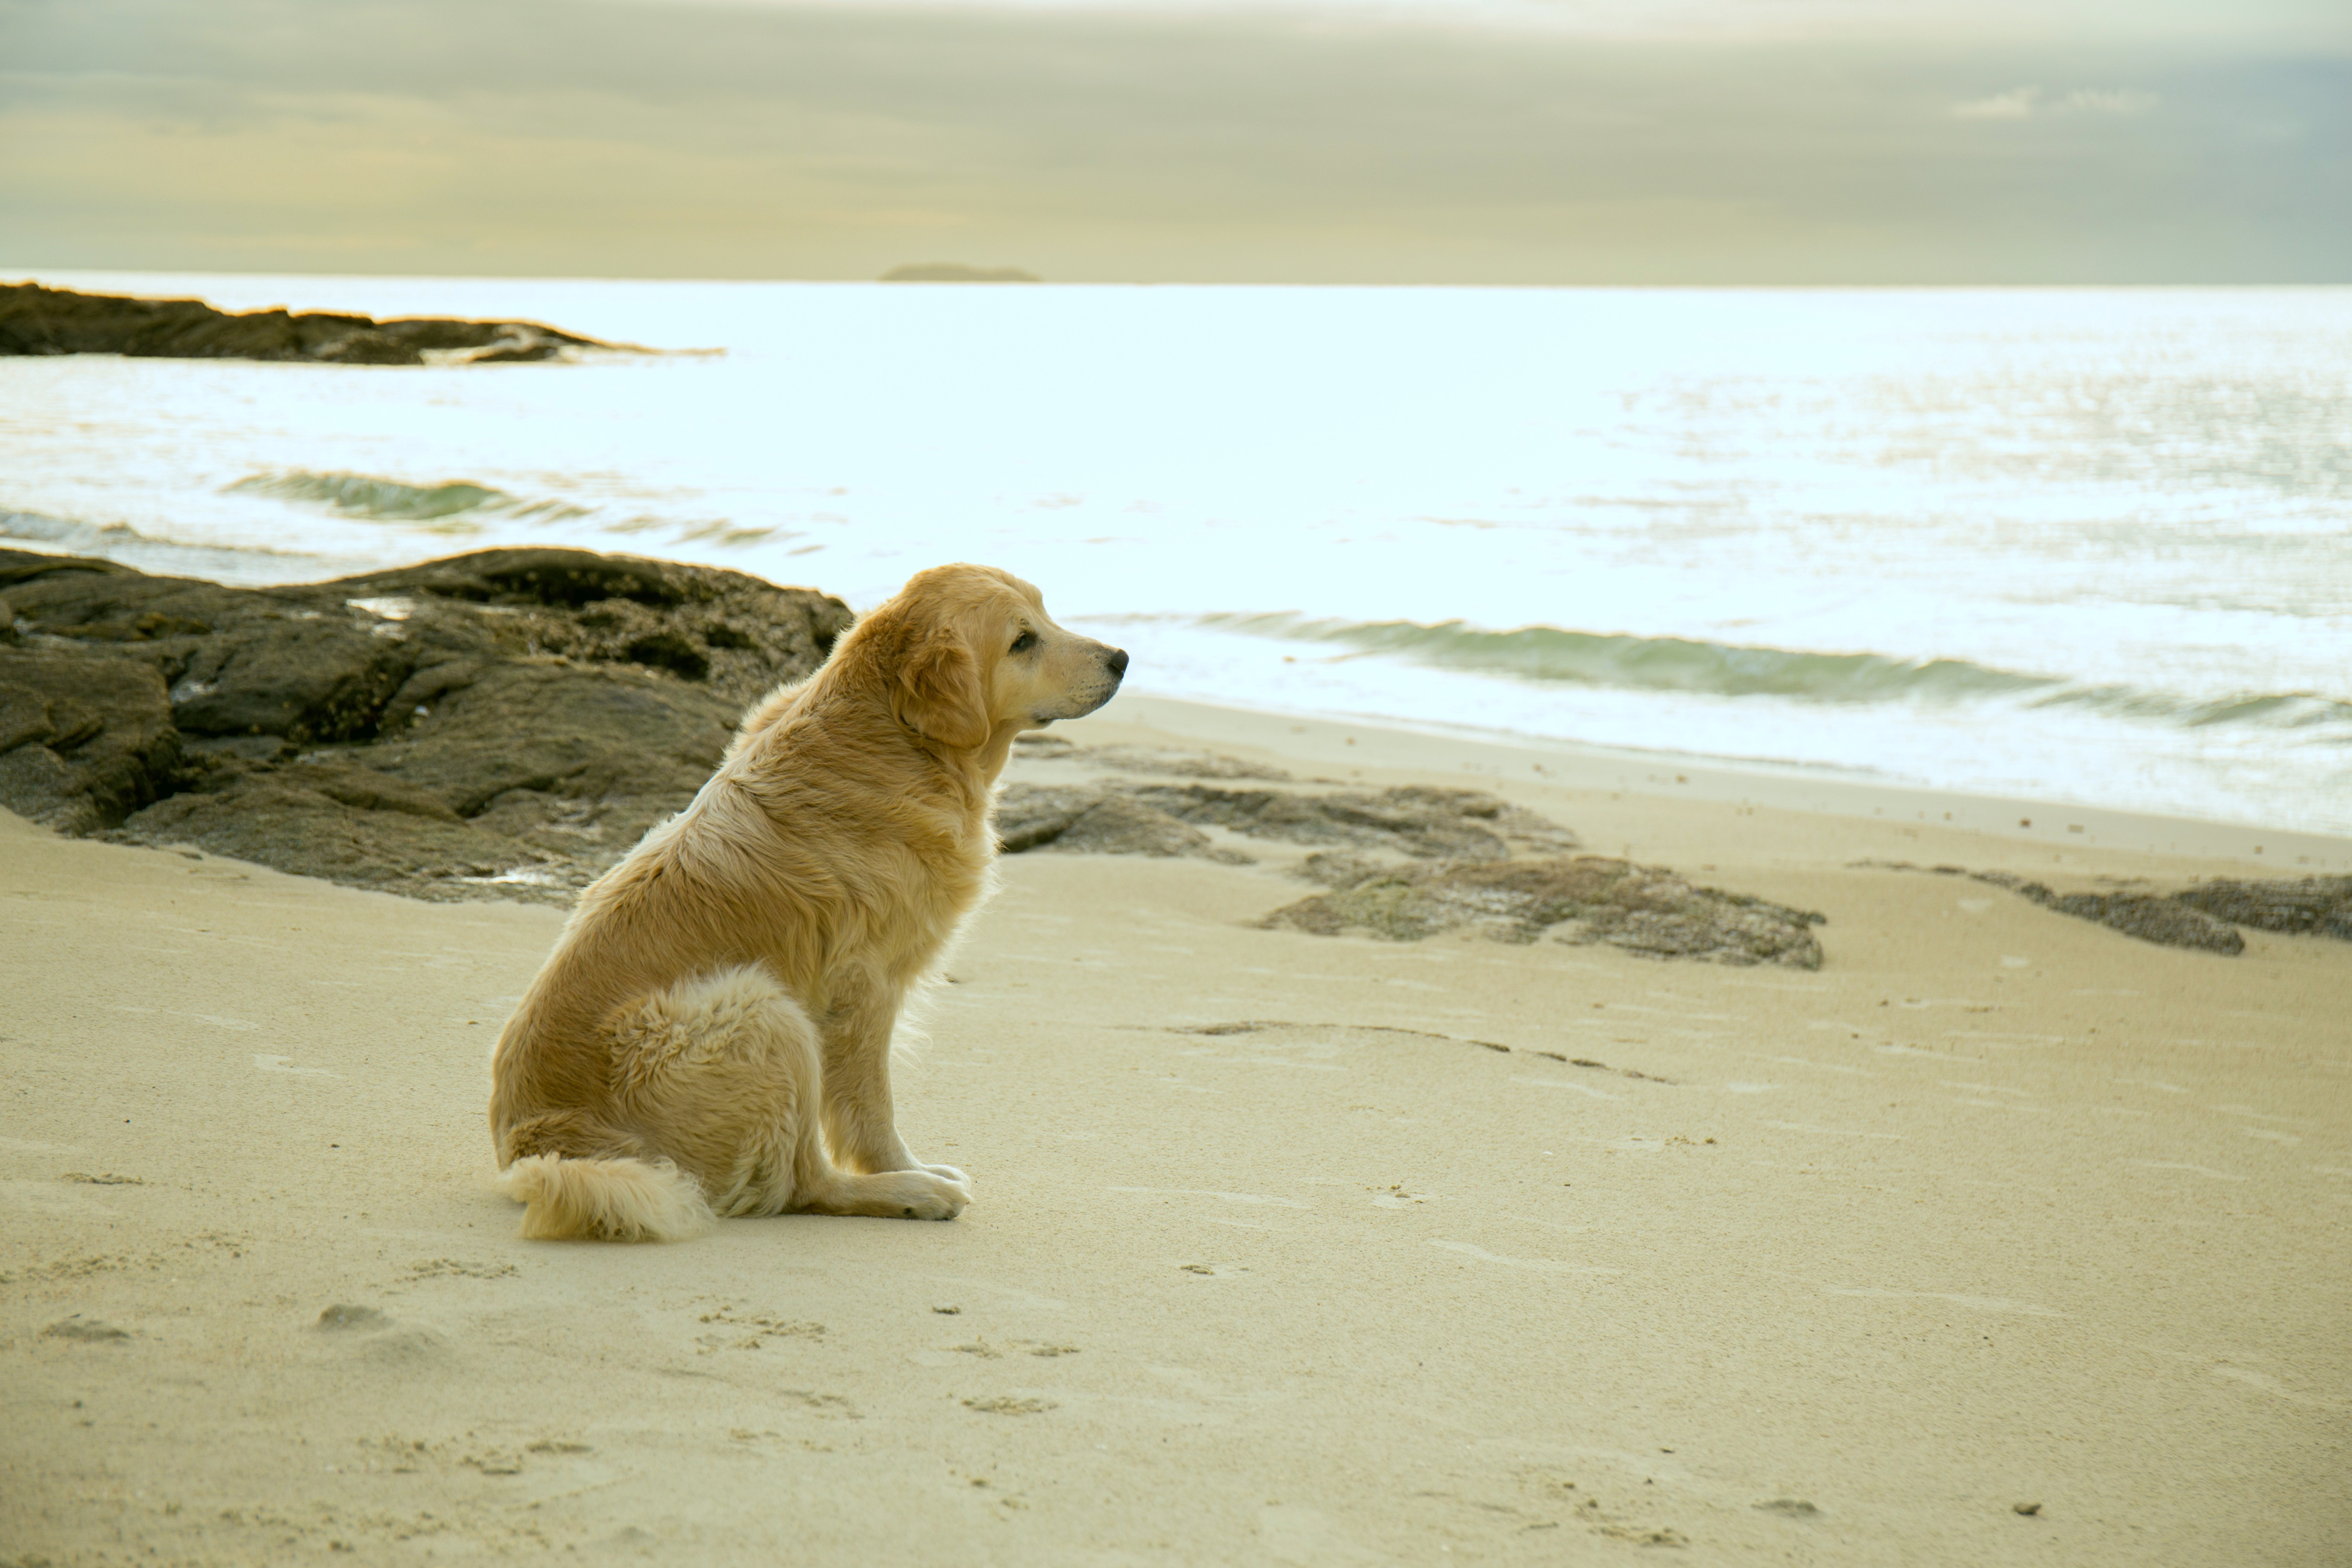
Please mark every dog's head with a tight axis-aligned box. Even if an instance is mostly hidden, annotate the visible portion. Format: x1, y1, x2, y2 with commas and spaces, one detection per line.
869, 564, 1127, 750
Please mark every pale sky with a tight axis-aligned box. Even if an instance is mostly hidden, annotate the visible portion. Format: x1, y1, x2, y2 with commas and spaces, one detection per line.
2, 0, 2345, 282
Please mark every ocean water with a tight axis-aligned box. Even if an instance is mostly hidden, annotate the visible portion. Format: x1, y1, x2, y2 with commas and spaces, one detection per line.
5, 272, 2349, 837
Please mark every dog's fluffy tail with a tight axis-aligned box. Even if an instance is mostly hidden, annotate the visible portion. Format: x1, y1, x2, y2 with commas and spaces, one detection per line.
497, 1154, 715, 1242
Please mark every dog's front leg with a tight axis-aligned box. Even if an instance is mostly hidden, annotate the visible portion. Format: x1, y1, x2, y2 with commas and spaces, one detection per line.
819, 988, 969, 1185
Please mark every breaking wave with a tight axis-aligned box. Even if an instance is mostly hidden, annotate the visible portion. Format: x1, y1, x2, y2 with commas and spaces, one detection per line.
225, 469, 593, 526
0, 508, 332, 584
1194, 613, 2352, 736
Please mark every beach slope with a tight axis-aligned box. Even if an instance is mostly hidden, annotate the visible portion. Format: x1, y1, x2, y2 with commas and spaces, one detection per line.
2, 707, 2346, 1565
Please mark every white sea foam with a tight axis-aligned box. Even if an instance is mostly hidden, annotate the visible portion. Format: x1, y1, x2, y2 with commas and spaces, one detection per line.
3, 273, 2346, 834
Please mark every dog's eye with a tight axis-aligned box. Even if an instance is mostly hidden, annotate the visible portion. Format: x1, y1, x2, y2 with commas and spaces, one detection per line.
1009, 630, 1038, 654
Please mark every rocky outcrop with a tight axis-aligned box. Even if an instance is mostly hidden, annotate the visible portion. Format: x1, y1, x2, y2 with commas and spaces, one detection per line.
2173, 877, 2352, 942
1967, 872, 2246, 956
995, 787, 1252, 862
1869, 863, 2350, 954
0, 652, 183, 835
996, 771, 1577, 866
0, 283, 622, 365
1262, 857, 1828, 969
0, 548, 850, 902
994, 741, 1821, 966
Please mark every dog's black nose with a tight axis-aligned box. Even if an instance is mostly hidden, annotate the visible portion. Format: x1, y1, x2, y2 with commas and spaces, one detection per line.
1107, 648, 1129, 678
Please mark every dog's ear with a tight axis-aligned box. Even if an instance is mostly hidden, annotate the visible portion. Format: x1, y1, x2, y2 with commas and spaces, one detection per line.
893, 624, 991, 750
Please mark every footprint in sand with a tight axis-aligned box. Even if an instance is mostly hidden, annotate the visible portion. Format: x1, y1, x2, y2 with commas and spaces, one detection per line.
316, 1304, 390, 1331
41, 1317, 130, 1343
1755, 1499, 1822, 1518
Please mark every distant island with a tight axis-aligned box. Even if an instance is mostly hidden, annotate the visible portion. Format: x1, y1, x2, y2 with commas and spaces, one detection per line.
879, 263, 1041, 283
0, 281, 624, 365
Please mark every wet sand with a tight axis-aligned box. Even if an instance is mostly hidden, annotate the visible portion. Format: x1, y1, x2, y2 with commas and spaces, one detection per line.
3, 702, 2346, 1565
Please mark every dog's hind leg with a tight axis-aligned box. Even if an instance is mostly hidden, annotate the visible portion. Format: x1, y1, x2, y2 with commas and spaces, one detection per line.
608, 965, 820, 1219
609, 965, 969, 1223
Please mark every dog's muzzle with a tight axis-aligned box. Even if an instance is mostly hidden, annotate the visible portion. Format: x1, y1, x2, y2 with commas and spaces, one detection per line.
1037, 645, 1129, 723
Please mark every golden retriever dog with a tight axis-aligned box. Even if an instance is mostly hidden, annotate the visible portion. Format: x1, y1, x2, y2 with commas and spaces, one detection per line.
489, 564, 1127, 1240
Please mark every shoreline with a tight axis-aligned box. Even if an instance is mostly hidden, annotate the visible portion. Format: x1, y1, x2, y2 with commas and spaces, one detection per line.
1108, 692, 2352, 873
1, 536, 2338, 869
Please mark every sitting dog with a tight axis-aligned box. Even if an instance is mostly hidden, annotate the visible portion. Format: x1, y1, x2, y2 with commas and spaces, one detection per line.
489, 564, 1127, 1240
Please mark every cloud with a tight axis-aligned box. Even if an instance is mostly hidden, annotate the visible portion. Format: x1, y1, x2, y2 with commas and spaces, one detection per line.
1952, 86, 2161, 119
2064, 88, 2161, 116
1952, 87, 2042, 119
0, 0, 2339, 282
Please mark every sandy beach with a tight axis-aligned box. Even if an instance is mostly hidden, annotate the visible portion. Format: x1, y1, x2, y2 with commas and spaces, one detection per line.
3, 698, 2346, 1566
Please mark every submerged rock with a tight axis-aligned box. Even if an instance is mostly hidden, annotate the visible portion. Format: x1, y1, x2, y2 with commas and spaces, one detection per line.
0, 548, 849, 903
1263, 856, 1827, 969
0, 282, 622, 366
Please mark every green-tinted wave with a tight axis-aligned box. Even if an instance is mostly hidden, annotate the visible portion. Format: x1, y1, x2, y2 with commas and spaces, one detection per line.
226, 470, 591, 528
1199, 613, 2352, 734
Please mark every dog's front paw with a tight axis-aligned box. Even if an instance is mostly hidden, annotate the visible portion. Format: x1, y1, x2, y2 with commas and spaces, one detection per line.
895, 1171, 970, 1221
919, 1162, 969, 1184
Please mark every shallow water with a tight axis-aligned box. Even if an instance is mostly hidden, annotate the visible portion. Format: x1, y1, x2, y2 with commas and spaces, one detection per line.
5, 272, 2347, 834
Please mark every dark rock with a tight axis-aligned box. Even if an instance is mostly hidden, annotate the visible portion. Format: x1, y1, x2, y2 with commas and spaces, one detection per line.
309, 329, 422, 366
1062, 797, 1251, 862
995, 779, 1575, 865
994, 784, 1102, 853
993, 786, 1245, 861
1263, 855, 1827, 968
1297, 850, 1391, 888
0, 548, 850, 904
0, 647, 184, 833
169, 617, 415, 744
0, 282, 623, 366
1971, 871, 2246, 955
2173, 877, 2352, 942
1129, 781, 1577, 861
2038, 892, 2246, 955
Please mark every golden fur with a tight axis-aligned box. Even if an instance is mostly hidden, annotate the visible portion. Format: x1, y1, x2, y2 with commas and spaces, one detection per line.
489, 564, 1127, 1240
